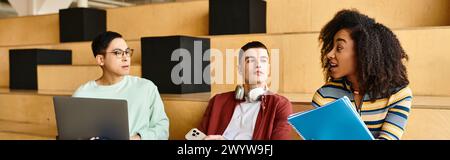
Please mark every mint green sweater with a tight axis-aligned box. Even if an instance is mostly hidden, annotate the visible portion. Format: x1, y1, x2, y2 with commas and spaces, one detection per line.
73, 75, 169, 140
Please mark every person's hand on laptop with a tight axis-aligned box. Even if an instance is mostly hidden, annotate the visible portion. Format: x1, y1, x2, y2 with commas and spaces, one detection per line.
89, 136, 109, 140
90, 137, 101, 140
130, 134, 141, 140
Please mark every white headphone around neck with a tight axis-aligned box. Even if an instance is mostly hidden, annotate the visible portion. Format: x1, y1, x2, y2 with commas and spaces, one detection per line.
234, 85, 267, 103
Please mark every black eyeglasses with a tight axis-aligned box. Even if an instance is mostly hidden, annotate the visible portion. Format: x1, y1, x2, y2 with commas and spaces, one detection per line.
106, 48, 134, 59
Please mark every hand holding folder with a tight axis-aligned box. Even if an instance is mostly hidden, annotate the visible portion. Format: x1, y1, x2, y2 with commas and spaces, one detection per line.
288, 96, 374, 140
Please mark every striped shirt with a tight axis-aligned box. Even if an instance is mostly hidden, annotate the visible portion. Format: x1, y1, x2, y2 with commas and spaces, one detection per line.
312, 79, 413, 140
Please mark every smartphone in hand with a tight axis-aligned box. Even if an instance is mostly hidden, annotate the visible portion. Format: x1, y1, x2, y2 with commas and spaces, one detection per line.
185, 128, 206, 140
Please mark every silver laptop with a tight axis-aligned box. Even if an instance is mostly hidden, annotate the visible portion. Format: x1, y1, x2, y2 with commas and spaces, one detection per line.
53, 96, 129, 140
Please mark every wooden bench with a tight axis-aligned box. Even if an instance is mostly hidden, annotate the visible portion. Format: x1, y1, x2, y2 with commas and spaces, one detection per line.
1, 89, 450, 140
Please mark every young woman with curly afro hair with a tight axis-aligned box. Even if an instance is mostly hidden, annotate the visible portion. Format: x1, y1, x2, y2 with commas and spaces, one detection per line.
312, 9, 413, 140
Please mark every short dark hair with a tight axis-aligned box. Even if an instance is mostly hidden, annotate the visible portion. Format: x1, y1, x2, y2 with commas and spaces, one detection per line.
319, 9, 409, 101
239, 41, 270, 64
91, 31, 123, 57
241, 41, 268, 52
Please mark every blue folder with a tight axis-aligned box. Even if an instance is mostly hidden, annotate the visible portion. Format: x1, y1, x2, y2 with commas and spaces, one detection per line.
288, 96, 374, 140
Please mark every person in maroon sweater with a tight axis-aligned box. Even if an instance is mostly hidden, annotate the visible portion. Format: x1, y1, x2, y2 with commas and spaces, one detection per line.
198, 41, 293, 140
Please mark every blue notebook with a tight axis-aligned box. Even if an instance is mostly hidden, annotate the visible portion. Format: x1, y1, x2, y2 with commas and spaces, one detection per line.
288, 96, 374, 140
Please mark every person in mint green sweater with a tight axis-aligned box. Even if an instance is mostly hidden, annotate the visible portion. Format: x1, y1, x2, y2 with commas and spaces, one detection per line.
73, 31, 169, 140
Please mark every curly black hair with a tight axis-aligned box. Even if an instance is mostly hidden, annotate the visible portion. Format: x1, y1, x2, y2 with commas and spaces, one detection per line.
319, 9, 409, 101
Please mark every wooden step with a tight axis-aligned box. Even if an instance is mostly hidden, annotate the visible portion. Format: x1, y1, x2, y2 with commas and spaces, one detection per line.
267, 0, 450, 34
402, 108, 450, 140
1, 89, 450, 139
0, 1, 209, 47
0, 89, 211, 140
0, 40, 142, 65
209, 27, 450, 96
0, 48, 7, 88
0, 89, 312, 140
37, 65, 141, 92
0, 120, 56, 140
107, 0, 209, 40
2, 0, 450, 46
4, 27, 450, 96
0, 40, 142, 88
282, 92, 450, 140
0, 14, 59, 46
